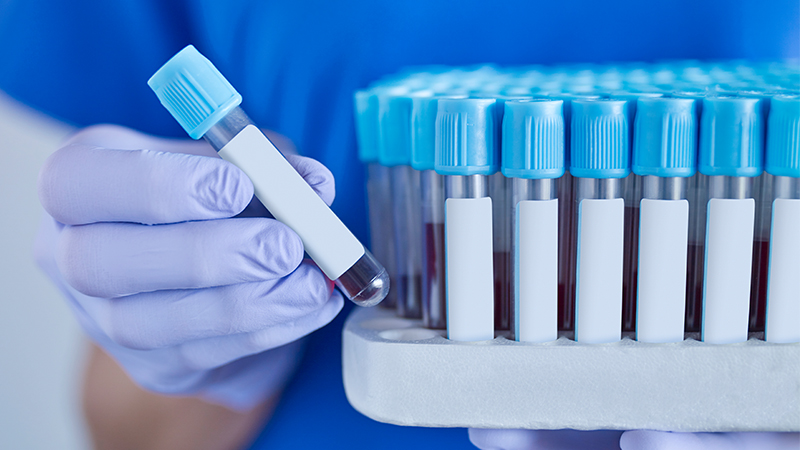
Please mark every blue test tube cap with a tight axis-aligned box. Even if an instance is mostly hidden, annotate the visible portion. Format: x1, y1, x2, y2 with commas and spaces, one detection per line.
410, 92, 438, 170
434, 97, 499, 176
410, 92, 467, 171
148, 45, 242, 140
377, 87, 414, 167
699, 95, 764, 177
633, 97, 697, 177
501, 99, 565, 179
548, 93, 600, 167
765, 94, 800, 178
354, 90, 380, 163
570, 98, 631, 179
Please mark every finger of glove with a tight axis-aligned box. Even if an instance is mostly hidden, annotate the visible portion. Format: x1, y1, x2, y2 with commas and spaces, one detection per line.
284, 154, 336, 206
39, 144, 253, 225
620, 431, 800, 450
175, 290, 343, 371
469, 429, 624, 450
57, 218, 303, 298
62, 124, 218, 157
82, 261, 335, 349
92, 291, 342, 392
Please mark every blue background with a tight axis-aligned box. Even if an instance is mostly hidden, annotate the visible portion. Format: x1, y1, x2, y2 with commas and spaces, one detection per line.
0, 1, 797, 448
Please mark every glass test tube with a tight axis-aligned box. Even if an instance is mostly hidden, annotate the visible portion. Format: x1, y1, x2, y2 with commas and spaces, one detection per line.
378, 89, 423, 318
672, 89, 707, 333
355, 90, 398, 308
764, 94, 800, 343
149, 46, 389, 306
632, 97, 697, 343
411, 93, 460, 329
699, 96, 764, 344
550, 93, 599, 332
570, 99, 630, 344
436, 98, 497, 342
503, 99, 565, 343
615, 92, 664, 333
739, 91, 774, 332
486, 95, 529, 333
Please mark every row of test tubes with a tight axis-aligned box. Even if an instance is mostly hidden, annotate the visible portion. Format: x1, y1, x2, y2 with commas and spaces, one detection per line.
354, 61, 800, 345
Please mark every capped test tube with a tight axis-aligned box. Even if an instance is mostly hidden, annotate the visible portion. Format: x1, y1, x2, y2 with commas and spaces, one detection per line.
487, 95, 529, 333
549, 93, 600, 332
570, 99, 630, 344
764, 94, 800, 343
436, 98, 498, 342
672, 89, 708, 332
355, 90, 398, 308
633, 97, 697, 343
411, 92, 463, 329
614, 91, 664, 333
503, 99, 565, 343
699, 96, 764, 344
148, 46, 389, 306
378, 89, 423, 318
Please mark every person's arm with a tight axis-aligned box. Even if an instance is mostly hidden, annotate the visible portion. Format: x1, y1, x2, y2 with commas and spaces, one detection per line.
83, 344, 273, 450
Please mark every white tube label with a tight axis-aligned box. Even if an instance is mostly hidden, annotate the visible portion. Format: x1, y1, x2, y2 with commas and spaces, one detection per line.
702, 198, 755, 344
516, 199, 558, 343
445, 197, 494, 341
636, 199, 689, 343
766, 198, 800, 343
219, 126, 364, 279
575, 198, 624, 344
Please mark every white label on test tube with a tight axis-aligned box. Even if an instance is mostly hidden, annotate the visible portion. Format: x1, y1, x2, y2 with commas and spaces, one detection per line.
445, 197, 494, 341
575, 198, 624, 344
702, 198, 755, 344
516, 199, 558, 343
636, 199, 689, 343
219, 126, 365, 279
766, 198, 800, 343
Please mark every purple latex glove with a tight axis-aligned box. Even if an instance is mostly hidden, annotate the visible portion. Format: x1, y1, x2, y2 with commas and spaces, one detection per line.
469, 429, 800, 450
35, 124, 343, 410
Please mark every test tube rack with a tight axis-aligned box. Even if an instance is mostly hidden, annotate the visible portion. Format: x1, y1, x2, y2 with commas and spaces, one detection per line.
343, 306, 799, 432
349, 60, 800, 432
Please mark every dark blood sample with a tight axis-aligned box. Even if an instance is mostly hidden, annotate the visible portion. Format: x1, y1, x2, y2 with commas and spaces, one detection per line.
622, 205, 640, 332
494, 251, 511, 331
558, 175, 575, 332
685, 243, 705, 332
749, 240, 770, 332
423, 222, 447, 329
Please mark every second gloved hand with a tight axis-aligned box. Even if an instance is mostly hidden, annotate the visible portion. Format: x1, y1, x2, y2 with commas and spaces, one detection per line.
35, 124, 343, 410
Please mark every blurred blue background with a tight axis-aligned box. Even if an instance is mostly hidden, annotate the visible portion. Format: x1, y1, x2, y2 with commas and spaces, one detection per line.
0, 0, 797, 448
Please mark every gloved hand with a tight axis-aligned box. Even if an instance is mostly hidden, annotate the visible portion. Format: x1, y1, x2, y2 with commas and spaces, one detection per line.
35, 124, 344, 410
468, 429, 800, 450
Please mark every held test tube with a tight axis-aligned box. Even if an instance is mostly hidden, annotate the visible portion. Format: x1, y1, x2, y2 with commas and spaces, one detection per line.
355, 90, 398, 308
632, 97, 697, 343
503, 99, 565, 343
436, 98, 497, 341
699, 96, 763, 344
764, 94, 800, 343
148, 46, 389, 306
570, 99, 629, 344
378, 89, 423, 318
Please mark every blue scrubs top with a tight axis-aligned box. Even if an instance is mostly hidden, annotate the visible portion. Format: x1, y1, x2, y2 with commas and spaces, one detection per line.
1, 1, 797, 448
